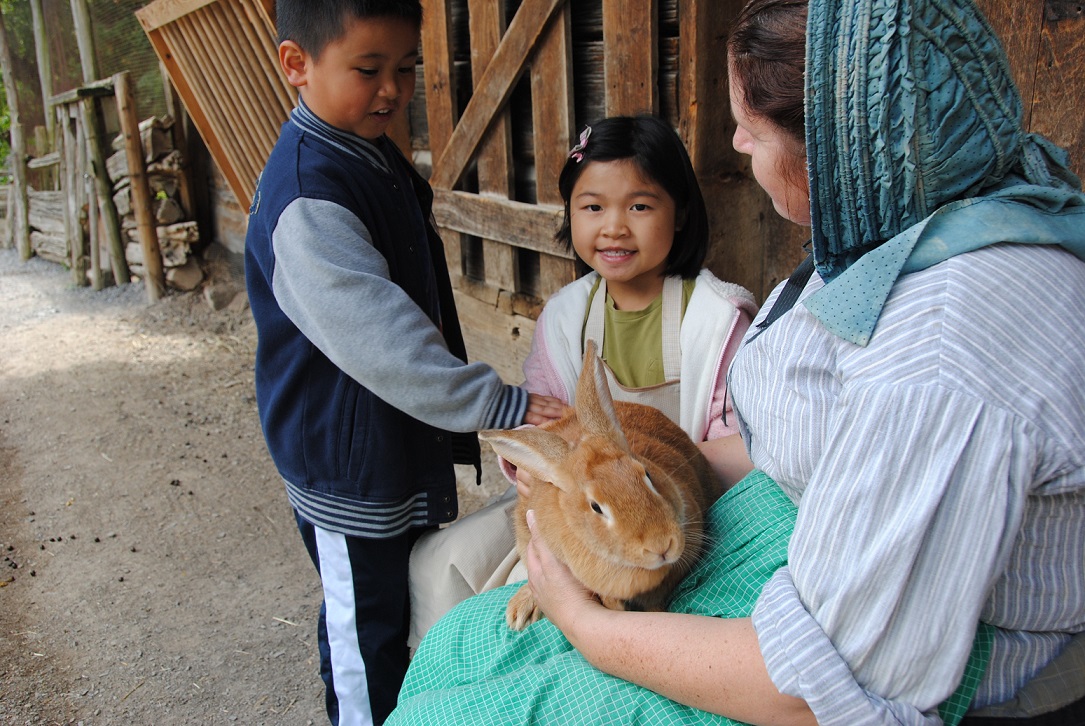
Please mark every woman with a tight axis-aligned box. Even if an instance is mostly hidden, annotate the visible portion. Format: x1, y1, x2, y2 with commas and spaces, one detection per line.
391, 0, 1085, 722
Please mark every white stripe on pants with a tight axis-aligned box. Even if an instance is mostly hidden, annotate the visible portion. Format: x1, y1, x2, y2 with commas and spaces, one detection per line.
315, 526, 374, 726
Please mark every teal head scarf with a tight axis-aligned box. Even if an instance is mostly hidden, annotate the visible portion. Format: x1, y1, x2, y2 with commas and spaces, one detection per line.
803, 0, 1085, 345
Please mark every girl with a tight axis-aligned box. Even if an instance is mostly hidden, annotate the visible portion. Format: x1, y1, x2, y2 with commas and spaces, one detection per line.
393, 0, 1085, 724
407, 115, 758, 650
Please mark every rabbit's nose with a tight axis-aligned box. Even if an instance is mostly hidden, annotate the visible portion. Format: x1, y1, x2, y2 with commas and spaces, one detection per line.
652, 536, 681, 565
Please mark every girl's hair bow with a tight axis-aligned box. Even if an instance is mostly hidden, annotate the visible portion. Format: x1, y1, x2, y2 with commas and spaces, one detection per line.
568, 125, 592, 162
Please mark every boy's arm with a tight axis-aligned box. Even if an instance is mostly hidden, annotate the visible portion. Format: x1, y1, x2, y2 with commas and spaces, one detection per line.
271, 197, 526, 431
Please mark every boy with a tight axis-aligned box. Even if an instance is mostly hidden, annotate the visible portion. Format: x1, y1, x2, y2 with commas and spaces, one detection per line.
245, 2, 561, 723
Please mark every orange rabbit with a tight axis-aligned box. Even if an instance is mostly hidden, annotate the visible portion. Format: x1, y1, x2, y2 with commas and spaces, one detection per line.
479, 340, 723, 630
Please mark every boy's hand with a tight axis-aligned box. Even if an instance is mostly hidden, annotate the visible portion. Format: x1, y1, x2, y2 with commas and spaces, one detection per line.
523, 393, 564, 426
515, 468, 538, 499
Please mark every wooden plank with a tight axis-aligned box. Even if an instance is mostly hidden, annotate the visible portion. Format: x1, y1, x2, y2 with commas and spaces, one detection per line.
453, 288, 537, 383
468, 0, 514, 194
193, 8, 277, 155
531, 2, 573, 206
1031, 1, 1085, 171
144, 23, 252, 208
430, 0, 566, 190
602, 0, 657, 115
169, 21, 258, 202
539, 252, 576, 299
234, 0, 295, 115
433, 189, 569, 257
468, 0, 517, 292
421, 0, 458, 159
974, 0, 1043, 132
219, 2, 291, 144
47, 78, 116, 107
135, 0, 218, 31
179, 15, 264, 176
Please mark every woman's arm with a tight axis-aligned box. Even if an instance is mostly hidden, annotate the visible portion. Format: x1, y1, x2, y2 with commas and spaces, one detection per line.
699, 435, 755, 490
523, 511, 815, 726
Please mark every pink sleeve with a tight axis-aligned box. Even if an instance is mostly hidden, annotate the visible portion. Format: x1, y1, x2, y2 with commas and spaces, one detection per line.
498, 307, 572, 484
704, 304, 754, 441
520, 308, 569, 400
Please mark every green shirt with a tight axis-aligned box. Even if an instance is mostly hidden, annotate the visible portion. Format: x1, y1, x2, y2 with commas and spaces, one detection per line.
583, 277, 695, 388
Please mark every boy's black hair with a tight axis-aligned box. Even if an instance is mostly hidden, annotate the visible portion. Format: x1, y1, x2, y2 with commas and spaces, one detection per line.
276, 0, 422, 57
554, 115, 710, 280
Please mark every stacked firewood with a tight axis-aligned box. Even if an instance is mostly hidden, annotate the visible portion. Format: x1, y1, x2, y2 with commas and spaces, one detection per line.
106, 116, 203, 290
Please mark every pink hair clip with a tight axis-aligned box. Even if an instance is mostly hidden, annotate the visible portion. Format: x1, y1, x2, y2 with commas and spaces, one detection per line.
568, 125, 592, 162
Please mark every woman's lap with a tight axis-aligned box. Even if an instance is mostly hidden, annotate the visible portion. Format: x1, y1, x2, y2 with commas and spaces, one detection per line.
388, 471, 796, 726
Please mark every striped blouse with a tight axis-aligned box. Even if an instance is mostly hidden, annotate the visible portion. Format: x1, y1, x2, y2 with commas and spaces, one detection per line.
734, 244, 1085, 723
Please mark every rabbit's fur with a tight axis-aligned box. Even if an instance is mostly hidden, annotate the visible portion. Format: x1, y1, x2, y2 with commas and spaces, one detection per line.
479, 341, 723, 631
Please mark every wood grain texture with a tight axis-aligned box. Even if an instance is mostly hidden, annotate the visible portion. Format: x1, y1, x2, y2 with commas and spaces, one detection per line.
430, 0, 565, 190
433, 190, 569, 257
602, 0, 657, 116
421, 0, 458, 160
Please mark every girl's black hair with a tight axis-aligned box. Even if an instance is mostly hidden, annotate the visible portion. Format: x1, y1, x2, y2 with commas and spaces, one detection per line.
276, 0, 422, 57
554, 115, 710, 279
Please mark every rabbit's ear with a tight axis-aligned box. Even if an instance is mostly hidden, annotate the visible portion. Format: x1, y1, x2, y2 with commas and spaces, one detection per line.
479, 428, 576, 492
576, 340, 630, 452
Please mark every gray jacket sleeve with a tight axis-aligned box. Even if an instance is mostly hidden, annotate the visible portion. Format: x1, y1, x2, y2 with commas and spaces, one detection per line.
270, 197, 526, 432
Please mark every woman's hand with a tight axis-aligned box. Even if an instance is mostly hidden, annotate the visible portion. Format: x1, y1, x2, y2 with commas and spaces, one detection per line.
523, 509, 603, 632
524, 393, 565, 426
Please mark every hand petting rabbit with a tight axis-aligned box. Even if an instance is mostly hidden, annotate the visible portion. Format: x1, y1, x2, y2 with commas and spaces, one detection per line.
479, 340, 724, 630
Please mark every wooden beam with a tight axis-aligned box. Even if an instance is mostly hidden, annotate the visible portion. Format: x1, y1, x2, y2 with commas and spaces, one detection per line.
432, 190, 570, 257
530, 3, 573, 206
70, 0, 100, 82
603, 0, 657, 115
0, 8, 29, 259
47, 78, 117, 107
468, 0, 517, 292
430, 0, 566, 190
135, 0, 218, 30
29, 0, 54, 137
421, 0, 458, 159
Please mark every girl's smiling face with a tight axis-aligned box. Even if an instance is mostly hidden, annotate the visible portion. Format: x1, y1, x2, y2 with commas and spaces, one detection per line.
729, 76, 811, 226
569, 159, 678, 311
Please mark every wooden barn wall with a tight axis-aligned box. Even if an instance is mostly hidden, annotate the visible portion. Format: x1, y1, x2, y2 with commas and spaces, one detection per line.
706, 0, 1085, 308
137, 0, 1085, 379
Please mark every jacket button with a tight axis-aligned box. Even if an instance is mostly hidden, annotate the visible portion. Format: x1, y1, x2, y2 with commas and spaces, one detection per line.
442, 495, 452, 504
445, 511, 454, 518
435, 434, 443, 442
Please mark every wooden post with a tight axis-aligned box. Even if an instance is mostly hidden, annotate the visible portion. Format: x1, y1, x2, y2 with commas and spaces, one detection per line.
29, 0, 54, 139
71, 105, 87, 284
0, 9, 31, 259
80, 96, 131, 286
115, 72, 165, 301
86, 161, 102, 290
69, 0, 100, 83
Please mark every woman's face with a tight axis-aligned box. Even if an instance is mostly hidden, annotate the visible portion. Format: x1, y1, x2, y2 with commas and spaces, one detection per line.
729, 77, 811, 226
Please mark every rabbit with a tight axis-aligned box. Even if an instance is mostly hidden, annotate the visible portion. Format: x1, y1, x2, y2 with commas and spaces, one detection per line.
478, 340, 723, 631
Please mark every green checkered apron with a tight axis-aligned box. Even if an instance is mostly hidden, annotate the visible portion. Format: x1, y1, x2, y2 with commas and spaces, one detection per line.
390, 470, 990, 725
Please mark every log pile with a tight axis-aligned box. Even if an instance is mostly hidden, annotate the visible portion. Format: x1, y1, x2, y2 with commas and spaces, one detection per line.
27, 189, 67, 264
106, 116, 203, 290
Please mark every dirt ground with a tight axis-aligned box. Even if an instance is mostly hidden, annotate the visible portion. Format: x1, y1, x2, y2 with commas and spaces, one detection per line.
0, 247, 505, 725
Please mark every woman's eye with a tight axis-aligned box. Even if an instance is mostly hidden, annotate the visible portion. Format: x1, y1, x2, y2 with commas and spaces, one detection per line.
586, 204, 602, 212
631, 203, 650, 211
398, 66, 415, 75
357, 68, 378, 77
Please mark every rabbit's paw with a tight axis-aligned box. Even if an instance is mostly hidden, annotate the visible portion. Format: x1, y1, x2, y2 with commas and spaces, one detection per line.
505, 584, 542, 630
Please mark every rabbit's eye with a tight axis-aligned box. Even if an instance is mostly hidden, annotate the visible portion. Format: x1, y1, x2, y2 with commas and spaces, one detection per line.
590, 501, 603, 514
